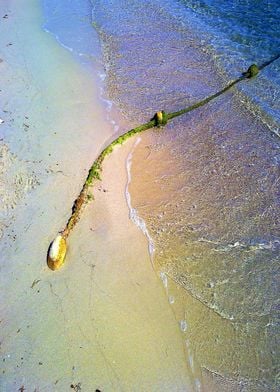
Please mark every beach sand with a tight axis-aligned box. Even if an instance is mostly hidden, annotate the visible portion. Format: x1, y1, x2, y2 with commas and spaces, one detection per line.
0, 1, 194, 390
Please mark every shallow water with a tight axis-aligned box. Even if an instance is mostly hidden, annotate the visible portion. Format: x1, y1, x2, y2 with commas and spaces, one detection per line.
90, 0, 280, 390
42, 0, 101, 63
163, 0, 280, 125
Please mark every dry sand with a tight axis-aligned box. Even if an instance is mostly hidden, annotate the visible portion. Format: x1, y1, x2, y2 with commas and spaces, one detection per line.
0, 1, 195, 390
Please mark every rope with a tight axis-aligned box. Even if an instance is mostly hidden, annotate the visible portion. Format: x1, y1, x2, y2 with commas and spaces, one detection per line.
47, 55, 280, 270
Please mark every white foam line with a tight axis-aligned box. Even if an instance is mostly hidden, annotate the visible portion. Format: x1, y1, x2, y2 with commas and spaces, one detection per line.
125, 138, 155, 261
98, 83, 119, 134
97, 71, 106, 82
42, 26, 74, 53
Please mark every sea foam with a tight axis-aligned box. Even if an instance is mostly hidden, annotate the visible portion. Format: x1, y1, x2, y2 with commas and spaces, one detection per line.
125, 138, 155, 261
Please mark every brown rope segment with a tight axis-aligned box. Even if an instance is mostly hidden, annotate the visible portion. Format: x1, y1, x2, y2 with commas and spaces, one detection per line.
62, 57, 279, 238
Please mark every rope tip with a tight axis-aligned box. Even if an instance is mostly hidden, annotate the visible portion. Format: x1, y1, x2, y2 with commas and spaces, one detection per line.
243, 64, 259, 78
154, 110, 168, 127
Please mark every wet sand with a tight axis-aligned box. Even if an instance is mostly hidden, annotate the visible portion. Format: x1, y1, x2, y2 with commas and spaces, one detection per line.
0, 1, 194, 391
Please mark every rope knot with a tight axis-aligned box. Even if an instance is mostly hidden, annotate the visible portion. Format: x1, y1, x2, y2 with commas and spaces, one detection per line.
243, 64, 259, 78
154, 110, 168, 127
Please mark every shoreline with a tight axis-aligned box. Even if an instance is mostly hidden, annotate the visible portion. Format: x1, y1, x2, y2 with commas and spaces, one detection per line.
0, 1, 195, 390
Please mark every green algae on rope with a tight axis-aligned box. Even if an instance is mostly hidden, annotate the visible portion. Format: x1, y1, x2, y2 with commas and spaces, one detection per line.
47, 59, 278, 270
47, 119, 156, 270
